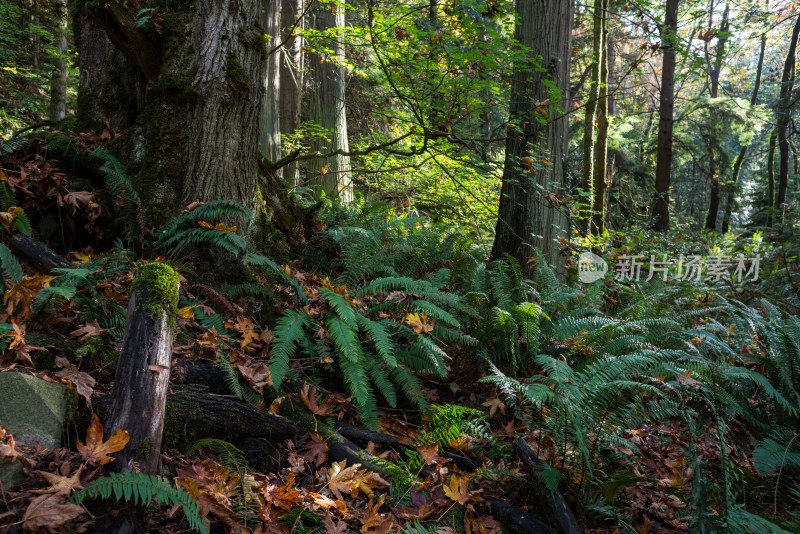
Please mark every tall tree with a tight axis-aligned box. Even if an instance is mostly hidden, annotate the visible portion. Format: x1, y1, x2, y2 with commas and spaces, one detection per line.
307, 0, 352, 202
72, 0, 266, 221
48, 0, 68, 122
260, 0, 282, 163
582, 0, 605, 233
651, 0, 679, 231
590, 0, 609, 235
490, 0, 574, 274
721, 31, 766, 233
774, 13, 800, 223
279, 0, 304, 186
703, 1, 729, 231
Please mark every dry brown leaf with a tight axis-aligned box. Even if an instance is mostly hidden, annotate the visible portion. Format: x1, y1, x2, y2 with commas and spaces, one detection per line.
22, 493, 85, 533
55, 357, 96, 405
77, 413, 129, 465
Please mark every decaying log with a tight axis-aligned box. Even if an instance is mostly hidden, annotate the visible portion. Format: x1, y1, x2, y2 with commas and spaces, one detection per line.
104, 263, 179, 474
95, 384, 299, 447
486, 497, 551, 534
514, 438, 582, 534
334, 421, 483, 472
9, 234, 71, 275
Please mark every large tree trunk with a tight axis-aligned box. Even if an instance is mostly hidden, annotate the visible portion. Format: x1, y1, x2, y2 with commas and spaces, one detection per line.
775, 14, 800, 223
49, 0, 69, 122
767, 128, 777, 226
279, 0, 304, 187
306, 0, 353, 202
260, 0, 282, 163
651, 0, 679, 231
704, 2, 728, 231
722, 33, 766, 233
582, 0, 604, 200
490, 0, 574, 276
73, 0, 266, 222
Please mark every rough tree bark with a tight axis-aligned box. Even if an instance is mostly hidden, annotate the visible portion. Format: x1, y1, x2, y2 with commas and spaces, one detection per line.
73, 0, 266, 221
49, 0, 69, 122
490, 0, 574, 275
651, 0, 679, 231
279, 0, 304, 186
721, 32, 766, 233
306, 0, 353, 202
260, 0, 281, 164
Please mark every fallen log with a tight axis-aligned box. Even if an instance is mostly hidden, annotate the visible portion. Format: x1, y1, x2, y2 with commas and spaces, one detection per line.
514, 438, 581, 534
334, 421, 483, 472
8, 233, 71, 275
485, 497, 552, 534
95, 384, 299, 448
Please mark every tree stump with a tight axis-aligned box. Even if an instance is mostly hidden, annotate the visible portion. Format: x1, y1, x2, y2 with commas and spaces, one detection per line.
104, 262, 179, 474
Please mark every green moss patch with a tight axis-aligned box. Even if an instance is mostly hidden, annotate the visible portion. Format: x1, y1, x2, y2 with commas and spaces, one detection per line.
133, 262, 180, 324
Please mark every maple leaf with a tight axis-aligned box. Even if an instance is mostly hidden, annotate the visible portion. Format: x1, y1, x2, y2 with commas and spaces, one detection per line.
3, 275, 54, 321
301, 383, 335, 417
22, 493, 86, 533
77, 414, 129, 465
322, 514, 348, 534
260, 472, 303, 513
55, 357, 96, 405
198, 221, 237, 232
299, 432, 329, 467
324, 461, 389, 499
32, 465, 84, 495
442, 474, 477, 505
416, 443, 439, 465
69, 321, 104, 342
358, 495, 393, 534
308, 492, 346, 514
176, 459, 244, 530
464, 507, 501, 534
230, 351, 271, 394
178, 305, 195, 320
0, 425, 34, 468
404, 312, 435, 334
481, 397, 506, 417
2, 322, 46, 367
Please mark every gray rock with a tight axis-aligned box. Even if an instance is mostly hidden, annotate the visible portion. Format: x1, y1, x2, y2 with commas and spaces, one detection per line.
0, 373, 67, 490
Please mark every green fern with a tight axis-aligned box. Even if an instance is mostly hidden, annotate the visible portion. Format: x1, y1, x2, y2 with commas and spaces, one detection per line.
93, 148, 144, 249
69, 471, 208, 534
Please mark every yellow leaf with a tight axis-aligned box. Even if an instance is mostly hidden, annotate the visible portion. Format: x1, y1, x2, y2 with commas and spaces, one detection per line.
178, 305, 195, 320
404, 312, 435, 334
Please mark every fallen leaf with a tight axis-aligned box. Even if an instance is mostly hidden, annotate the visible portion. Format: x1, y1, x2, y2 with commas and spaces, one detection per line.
404, 312, 435, 334
22, 493, 85, 533
77, 414, 129, 465
55, 357, 96, 405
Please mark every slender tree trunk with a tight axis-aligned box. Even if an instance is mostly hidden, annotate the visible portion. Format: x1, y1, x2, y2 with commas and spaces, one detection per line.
279, 0, 304, 186
74, 0, 266, 222
651, 0, 679, 231
49, 0, 69, 122
582, 0, 604, 197
767, 128, 777, 226
704, 2, 729, 231
590, 0, 609, 235
775, 14, 800, 221
721, 32, 766, 233
260, 0, 282, 163
490, 0, 574, 275
307, 0, 352, 202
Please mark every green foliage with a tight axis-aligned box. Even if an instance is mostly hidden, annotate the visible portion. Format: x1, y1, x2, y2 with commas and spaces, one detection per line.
155, 200, 251, 258
69, 471, 208, 534
94, 148, 144, 250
